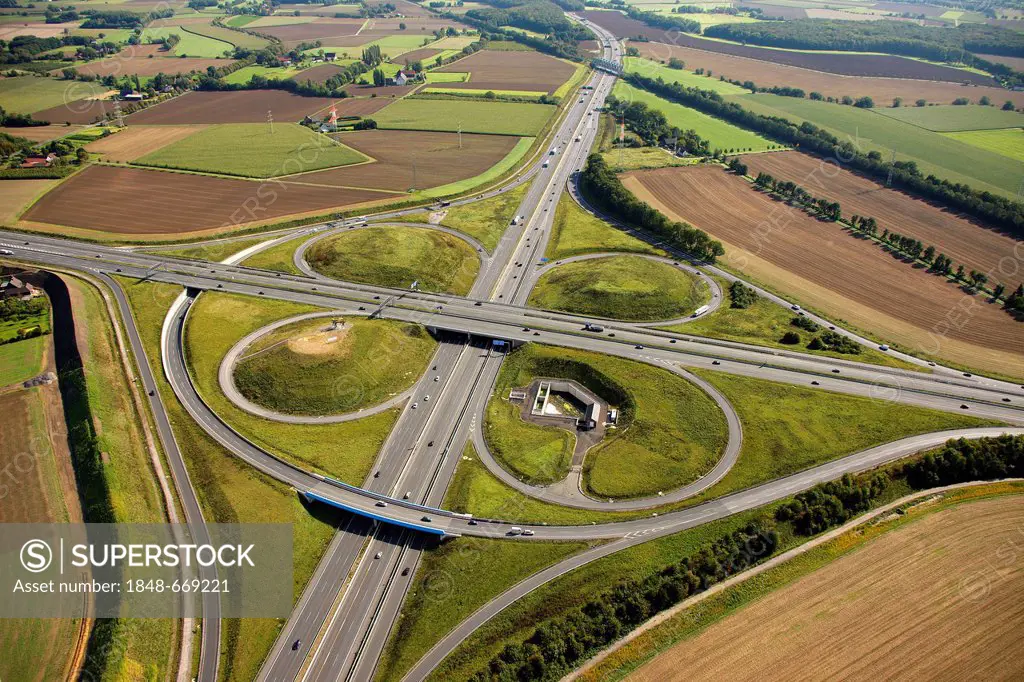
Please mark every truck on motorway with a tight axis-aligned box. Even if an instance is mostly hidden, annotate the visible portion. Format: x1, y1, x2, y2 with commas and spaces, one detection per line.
692, 304, 710, 317
508, 527, 523, 536
583, 323, 604, 332
0, 249, 13, 256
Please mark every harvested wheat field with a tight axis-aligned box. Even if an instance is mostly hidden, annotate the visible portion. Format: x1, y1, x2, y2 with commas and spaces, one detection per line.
292, 129, 520, 191
21, 165, 395, 237
436, 49, 577, 94
628, 495, 1024, 682
744, 151, 1023, 285
396, 47, 442, 65
358, 17, 464, 35
84, 125, 203, 162
0, 125, 85, 142
125, 90, 336, 124
0, 179, 61, 224
624, 166, 1023, 375
635, 42, 1024, 109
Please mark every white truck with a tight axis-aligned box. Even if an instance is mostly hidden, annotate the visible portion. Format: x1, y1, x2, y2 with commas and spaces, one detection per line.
691, 304, 710, 318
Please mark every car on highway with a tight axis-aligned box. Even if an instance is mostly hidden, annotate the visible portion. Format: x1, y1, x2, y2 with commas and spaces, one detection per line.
411, 402, 418, 409
0, 249, 13, 256
635, 344, 644, 349
375, 551, 382, 559
376, 501, 387, 508
522, 529, 535, 536
791, 304, 801, 311
293, 639, 301, 651
421, 515, 432, 522
402, 567, 410, 576
424, 395, 430, 401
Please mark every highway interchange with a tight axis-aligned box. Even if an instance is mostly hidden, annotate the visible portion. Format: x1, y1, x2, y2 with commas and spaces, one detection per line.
4, 13, 1024, 682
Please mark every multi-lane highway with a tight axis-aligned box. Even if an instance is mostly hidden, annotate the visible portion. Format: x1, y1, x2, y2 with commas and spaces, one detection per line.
6, 12, 1023, 682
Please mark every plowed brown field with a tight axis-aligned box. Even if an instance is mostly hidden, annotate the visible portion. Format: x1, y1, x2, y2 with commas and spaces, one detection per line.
436, 50, 577, 94
624, 166, 1024, 374
744, 151, 1023, 285
634, 43, 1024, 108
33, 98, 123, 125
68, 45, 234, 78
124, 90, 338, 124
293, 129, 519, 191
396, 47, 442, 65
582, 9, 993, 84
256, 18, 364, 44
84, 125, 203, 162
22, 165, 394, 236
628, 496, 1024, 682
342, 83, 417, 98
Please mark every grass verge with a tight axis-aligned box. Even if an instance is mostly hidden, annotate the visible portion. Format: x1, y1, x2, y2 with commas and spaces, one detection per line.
428, 183, 526, 252
544, 193, 663, 260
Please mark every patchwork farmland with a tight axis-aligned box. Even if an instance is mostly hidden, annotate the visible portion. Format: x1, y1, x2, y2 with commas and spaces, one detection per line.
623, 165, 1024, 374
124, 90, 337, 124
435, 49, 578, 94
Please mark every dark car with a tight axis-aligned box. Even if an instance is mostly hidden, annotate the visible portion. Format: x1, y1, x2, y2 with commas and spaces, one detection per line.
292, 639, 301, 651
402, 567, 410, 576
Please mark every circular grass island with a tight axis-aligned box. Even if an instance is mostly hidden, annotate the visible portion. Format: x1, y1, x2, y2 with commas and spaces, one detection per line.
232, 316, 436, 416
306, 226, 480, 295
527, 255, 710, 322
484, 344, 729, 499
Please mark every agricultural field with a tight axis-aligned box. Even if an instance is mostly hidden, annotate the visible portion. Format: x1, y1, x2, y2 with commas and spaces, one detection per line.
613, 82, 778, 153
622, 165, 1024, 375
125, 90, 336, 125
253, 18, 366, 46
83, 125, 203, 162
292, 129, 523, 193
583, 9, 995, 83
135, 123, 368, 177
734, 94, 1023, 197
21, 165, 392, 237
628, 496, 1024, 682
185, 22, 272, 50
527, 256, 709, 321
0, 125, 85, 143
872, 104, 1024, 132
635, 42, 1024, 108
371, 98, 555, 135
68, 44, 234, 78
435, 49, 577, 94
0, 179, 61, 225
623, 57, 749, 96
139, 26, 235, 58
305, 226, 480, 294
742, 151, 1023, 283
0, 76, 106, 115
599, 146, 701, 172
945, 128, 1024, 160
222, 64, 305, 85
233, 317, 437, 415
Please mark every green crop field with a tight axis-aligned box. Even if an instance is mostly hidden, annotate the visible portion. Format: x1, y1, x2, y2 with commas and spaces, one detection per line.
425, 71, 469, 83
944, 128, 1024, 161
0, 337, 46, 386
731, 93, 1023, 197
528, 255, 709, 321
600, 146, 701, 172
306, 226, 480, 294
544, 193, 663, 260
373, 98, 555, 135
616, 82, 777, 153
623, 57, 749, 96
486, 344, 729, 499
421, 87, 548, 99
136, 123, 367, 177
234, 316, 437, 415
871, 104, 1024, 132
0, 76, 105, 114
363, 34, 434, 54
139, 26, 235, 58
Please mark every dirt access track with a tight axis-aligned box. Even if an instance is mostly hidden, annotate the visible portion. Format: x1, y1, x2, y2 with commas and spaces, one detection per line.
582, 9, 994, 85
435, 49, 577, 94
634, 42, 1024, 109
290, 129, 521, 191
624, 165, 1024, 375
21, 165, 396, 238
124, 90, 341, 125
743, 151, 1024, 285
627, 495, 1024, 682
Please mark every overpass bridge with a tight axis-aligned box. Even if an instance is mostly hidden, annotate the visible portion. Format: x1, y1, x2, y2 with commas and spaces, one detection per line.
592, 57, 624, 76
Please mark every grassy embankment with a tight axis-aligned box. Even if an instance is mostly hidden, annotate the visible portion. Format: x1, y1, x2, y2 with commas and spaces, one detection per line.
406, 182, 528, 252
117, 278, 347, 682
486, 345, 728, 499
449, 368, 997, 525
305, 226, 480, 294
544, 193, 664, 260
528, 255, 710, 321
182, 291, 400, 482
233, 316, 437, 415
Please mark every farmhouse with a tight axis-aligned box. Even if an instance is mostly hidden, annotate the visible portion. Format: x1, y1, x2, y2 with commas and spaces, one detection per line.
393, 70, 418, 86
0, 275, 41, 301
19, 153, 57, 168
324, 52, 337, 61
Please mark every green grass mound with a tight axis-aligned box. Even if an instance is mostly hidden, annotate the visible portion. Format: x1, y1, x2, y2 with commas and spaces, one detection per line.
528, 255, 710, 321
486, 345, 728, 498
233, 317, 436, 416
306, 226, 480, 294
136, 123, 367, 178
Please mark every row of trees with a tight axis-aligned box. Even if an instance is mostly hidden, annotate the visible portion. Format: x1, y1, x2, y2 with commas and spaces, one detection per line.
625, 72, 1024, 237
471, 433, 1024, 680
80, 8, 174, 29
452, 2, 589, 60
580, 153, 724, 263
752, 171, 841, 220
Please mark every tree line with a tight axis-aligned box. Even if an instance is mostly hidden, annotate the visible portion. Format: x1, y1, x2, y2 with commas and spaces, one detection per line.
580, 153, 724, 263
624, 72, 1024, 237
469, 433, 1024, 681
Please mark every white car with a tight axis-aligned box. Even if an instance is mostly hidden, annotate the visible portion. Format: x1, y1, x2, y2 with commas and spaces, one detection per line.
0, 249, 12, 256
424, 395, 430, 401
411, 402, 418, 409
